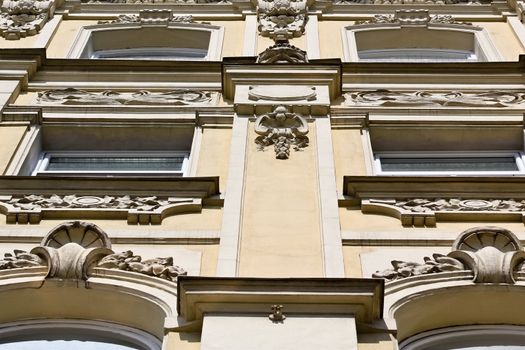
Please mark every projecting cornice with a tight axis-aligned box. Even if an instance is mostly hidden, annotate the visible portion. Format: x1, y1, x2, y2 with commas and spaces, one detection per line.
175, 276, 384, 331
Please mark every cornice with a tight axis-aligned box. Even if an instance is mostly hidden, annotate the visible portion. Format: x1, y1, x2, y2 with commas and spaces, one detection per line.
176, 276, 384, 331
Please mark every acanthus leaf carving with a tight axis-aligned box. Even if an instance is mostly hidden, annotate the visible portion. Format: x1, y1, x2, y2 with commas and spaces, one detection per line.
345, 90, 525, 108
355, 10, 471, 26
336, 0, 483, 4
84, 0, 225, 4
0, 194, 200, 225
98, 10, 193, 24
257, 0, 307, 40
37, 88, 215, 106
254, 105, 309, 159
0, 0, 54, 40
373, 226, 525, 284
0, 221, 187, 281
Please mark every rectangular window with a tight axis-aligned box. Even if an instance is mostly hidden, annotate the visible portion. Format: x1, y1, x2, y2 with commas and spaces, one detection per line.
374, 152, 525, 175
33, 152, 189, 176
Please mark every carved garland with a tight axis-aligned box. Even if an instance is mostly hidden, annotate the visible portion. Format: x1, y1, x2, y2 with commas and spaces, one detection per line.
254, 105, 309, 159
37, 88, 215, 106
0, 194, 201, 225
345, 90, 525, 108
354, 9, 471, 26
362, 198, 525, 227
373, 226, 525, 284
0, 221, 187, 282
0, 0, 55, 40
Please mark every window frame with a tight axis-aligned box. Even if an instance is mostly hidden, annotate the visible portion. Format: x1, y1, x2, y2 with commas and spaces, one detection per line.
373, 151, 525, 176
32, 151, 190, 177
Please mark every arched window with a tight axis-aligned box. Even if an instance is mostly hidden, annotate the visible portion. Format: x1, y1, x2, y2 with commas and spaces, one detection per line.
342, 10, 502, 62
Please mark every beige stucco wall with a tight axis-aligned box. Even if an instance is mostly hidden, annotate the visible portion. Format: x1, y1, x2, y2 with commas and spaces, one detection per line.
165, 332, 201, 350
0, 126, 28, 175
46, 19, 243, 58
196, 127, 232, 191
332, 128, 368, 193
238, 122, 323, 277
0, 36, 37, 49
479, 21, 525, 61
318, 20, 354, 59
358, 333, 395, 350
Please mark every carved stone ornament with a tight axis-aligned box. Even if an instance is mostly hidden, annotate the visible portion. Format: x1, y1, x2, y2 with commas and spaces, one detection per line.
373, 226, 525, 284
345, 89, 525, 108
84, 0, 223, 3
336, 0, 482, 4
98, 10, 193, 25
254, 105, 309, 159
355, 10, 471, 26
257, 39, 308, 64
362, 198, 525, 227
37, 88, 215, 106
257, 0, 307, 40
3, 221, 187, 281
0, 194, 201, 225
0, 0, 54, 40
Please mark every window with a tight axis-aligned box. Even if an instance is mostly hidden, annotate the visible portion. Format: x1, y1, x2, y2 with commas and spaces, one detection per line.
374, 152, 525, 175
32, 151, 189, 176
358, 48, 478, 62
0, 320, 160, 350
90, 48, 208, 60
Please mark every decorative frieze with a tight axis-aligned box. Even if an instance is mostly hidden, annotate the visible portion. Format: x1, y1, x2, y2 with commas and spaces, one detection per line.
98, 10, 193, 25
37, 88, 215, 106
257, 40, 308, 63
336, 0, 483, 4
0, 194, 201, 225
373, 226, 525, 284
254, 105, 309, 159
354, 10, 470, 26
7, 221, 187, 281
345, 90, 525, 108
84, 0, 223, 3
0, 0, 54, 40
257, 0, 307, 40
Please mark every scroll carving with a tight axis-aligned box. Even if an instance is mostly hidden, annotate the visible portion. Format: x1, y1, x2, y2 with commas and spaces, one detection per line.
37, 88, 215, 106
84, 0, 223, 3
254, 105, 309, 159
345, 90, 525, 108
98, 10, 193, 25
362, 198, 525, 227
336, 0, 483, 4
0, 221, 187, 281
0, 194, 201, 225
373, 226, 525, 284
355, 10, 471, 26
257, 40, 308, 63
257, 0, 307, 40
0, 0, 54, 40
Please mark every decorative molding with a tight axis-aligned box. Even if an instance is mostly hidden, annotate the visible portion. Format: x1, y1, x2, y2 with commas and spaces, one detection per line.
84, 0, 223, 3
257, 0, 307, 40
362, 198, 525, 227
254, 105, 309, 159
345, 90, 525, 108
0, 194, 202, 225
98, 10, 193, 25
354, 10, 471, 26
4, 221, 187, 281
0, 0, 55, 40
248, 85, 316, 101
373, 226, 525, 284
336, 0, 482, 4
257, 39, 308, 63
37, 88, 215, 106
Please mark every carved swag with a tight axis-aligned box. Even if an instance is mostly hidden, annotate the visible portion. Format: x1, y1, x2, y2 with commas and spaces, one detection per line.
373, 226, 525, 284
1, 221, 187, 281
254, 105, 309, 159
257, 0, 307, 40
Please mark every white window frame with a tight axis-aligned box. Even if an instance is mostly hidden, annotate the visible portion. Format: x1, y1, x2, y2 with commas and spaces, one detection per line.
32, 151, 189, 177
373, 151, 525, 176
90, 47, 209, 60
357, 48, 478, 62
342, 24, 502, 62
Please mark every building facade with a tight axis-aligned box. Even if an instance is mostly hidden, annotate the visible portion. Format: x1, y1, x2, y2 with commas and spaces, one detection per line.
1, 0, 525, 348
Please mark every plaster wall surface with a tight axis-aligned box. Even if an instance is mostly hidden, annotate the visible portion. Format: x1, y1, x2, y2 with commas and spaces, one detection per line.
0, 126, 27, 174
196, 127, 232, 190
332, 128, 368, 193
479, 21, 525, 60
238, 122, 324, 277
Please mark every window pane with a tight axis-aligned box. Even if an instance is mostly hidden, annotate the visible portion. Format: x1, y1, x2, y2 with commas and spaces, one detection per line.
0, 340, 138, 350
359, 49, 477, 62
91, 48, 208, 60
381, 157, 519, 172
47, 156, 184, 172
